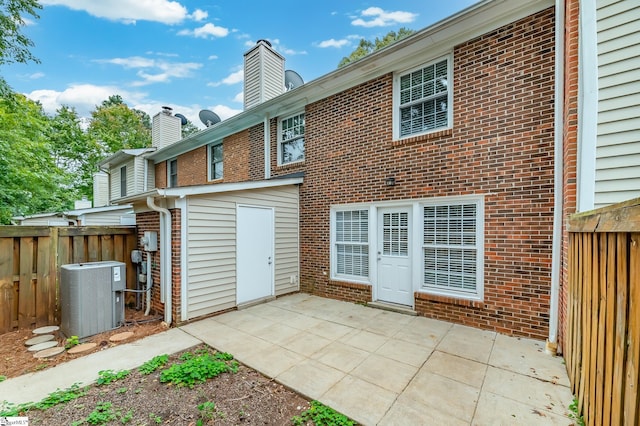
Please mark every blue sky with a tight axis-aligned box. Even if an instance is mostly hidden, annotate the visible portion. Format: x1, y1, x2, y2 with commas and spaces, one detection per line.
3, 0, 479, 128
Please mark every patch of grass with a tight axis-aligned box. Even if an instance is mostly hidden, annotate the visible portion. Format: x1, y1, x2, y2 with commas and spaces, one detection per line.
291, 400, 356, 426
160, 351, 238, 388
0, 383, 87, 417
0, 375, 5, 382
138, 354, 169, 375
568, 398, 585, 426
96, 369, 130, 386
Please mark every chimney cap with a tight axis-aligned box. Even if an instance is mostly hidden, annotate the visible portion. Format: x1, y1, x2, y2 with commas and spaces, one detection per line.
256, 39, 272, 47
161, 106, 173, 115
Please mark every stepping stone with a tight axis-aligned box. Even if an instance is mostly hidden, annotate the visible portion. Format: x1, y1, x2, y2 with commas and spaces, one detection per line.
34, 346, 65, 358
27, 341, 58, 352
25, 334, 55, 346
67, 342, 97, 354
33, 325, 60, 335
109, 331, 134, 342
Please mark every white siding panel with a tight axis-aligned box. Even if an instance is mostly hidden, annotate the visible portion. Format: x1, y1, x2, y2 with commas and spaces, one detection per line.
82, 212, 125, 226
185, 186, 299, 320
595, 2, 640, 208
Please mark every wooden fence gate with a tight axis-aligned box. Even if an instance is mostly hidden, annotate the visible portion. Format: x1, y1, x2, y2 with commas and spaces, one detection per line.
565, 198, 640, 425
0, 226, 137, 334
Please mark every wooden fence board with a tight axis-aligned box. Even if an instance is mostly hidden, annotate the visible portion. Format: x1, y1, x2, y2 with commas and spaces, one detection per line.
72, 235, 85, 263
624, 233, 640, 423
88, 235, 100, 262
0, 238, 14, 333
603, 233, 616, 424
612, 234, 628, 426
18, 237, 35, 329
35, 236, 51, 327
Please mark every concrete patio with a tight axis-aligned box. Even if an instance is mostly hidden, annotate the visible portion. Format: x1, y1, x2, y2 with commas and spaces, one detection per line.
181, 293, 574, 425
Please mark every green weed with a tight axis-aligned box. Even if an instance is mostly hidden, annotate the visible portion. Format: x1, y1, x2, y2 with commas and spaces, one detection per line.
291, 400, 356, 426
160, 351, 237, 388
568, 398, 585, 426
84, 401, 117, 425
96, 369, 130, 386
65, 335, 80, 349
138, 354, 169, 375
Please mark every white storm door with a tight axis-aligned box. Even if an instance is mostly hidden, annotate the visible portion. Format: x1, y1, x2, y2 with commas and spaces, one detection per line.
236, 206, 274, 304
377, 207, 413, 306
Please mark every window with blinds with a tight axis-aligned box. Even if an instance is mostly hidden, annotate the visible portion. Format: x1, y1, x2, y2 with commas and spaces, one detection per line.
382, 212, 409, 256
422, 202, 479, 295
335, 210, 369, 278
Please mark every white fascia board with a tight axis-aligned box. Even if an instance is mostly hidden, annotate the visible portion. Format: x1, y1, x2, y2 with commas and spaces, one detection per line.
157, 177, 304, 198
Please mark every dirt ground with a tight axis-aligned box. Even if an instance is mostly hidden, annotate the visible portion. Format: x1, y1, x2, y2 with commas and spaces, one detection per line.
0, 310, 313, 425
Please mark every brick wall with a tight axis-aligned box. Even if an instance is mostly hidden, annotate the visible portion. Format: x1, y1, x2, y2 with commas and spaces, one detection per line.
135, 209, 181, 324
299, 7, 556, 339
560, 0, 579, 353
177, 146, 207, 186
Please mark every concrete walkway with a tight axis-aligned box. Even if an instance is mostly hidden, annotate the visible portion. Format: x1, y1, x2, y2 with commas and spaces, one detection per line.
1, 293, 574, 425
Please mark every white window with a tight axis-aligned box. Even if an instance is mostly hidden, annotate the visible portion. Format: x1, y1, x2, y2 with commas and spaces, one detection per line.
208, 142, 223, 180
397, 56, 451, 138
278, 112, 305, 165
333, 209, 369, 280
167, 158, 177, 188
120, 166, 127, 197
422, 199, 483, 299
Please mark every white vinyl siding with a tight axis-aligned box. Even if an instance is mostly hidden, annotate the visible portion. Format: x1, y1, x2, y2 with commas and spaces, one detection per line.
185, 186, 299, 319
80, 211, 134, 226
110, 159, 136, 201
594, 0, 640, 208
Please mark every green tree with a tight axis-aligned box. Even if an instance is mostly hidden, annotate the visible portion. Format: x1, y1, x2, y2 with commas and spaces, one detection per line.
0, 0, 42, 66
181, 119, 200, 138
87, 95, 152, 155
338, 28, 416, 68
49, 105, 101, 200
0, 94, 76, 224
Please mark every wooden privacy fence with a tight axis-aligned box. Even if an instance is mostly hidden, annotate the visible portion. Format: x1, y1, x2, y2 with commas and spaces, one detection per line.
0, 226, 138, 334
565, 198, 640, 426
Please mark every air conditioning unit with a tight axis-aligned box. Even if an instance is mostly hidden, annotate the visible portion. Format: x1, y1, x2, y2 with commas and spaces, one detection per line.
60, 261, 126, 339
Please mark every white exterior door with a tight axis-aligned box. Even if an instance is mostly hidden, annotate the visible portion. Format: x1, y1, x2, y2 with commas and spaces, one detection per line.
377, 207, 413, 306
236, 205, 274, 304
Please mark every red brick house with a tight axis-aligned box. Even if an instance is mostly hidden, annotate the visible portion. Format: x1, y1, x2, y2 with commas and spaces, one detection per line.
116, 0, 564, 343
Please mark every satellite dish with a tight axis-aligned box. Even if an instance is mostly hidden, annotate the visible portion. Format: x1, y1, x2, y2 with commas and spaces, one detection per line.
174, 113, 188, 126
285, 70, 304, 91
199, 109, 221, 127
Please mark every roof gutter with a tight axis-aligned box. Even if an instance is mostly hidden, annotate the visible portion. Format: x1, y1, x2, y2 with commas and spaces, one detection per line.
547, 0, 565, 356
146, 196, 172, 326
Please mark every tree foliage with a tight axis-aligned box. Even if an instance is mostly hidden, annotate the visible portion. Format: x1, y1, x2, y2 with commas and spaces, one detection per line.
0, 94, 78, 223
87, 95, 152, 155
0, 0, 42, 65
338, 28, 416, 68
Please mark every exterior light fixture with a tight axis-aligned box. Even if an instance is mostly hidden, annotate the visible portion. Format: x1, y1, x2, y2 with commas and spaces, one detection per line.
385, 177, 396, 187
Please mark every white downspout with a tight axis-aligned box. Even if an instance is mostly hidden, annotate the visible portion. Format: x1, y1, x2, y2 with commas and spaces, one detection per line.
547, 0, 565, 356
264, 113, 271, 179
146, 196, 172, 325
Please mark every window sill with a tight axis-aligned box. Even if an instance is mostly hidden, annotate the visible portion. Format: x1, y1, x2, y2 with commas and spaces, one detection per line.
415, 291, 483, 309
276, 160, 305, 170
392, 128, 452, 148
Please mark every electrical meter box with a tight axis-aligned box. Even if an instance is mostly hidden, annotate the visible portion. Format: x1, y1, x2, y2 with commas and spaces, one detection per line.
60, 261, 126, 339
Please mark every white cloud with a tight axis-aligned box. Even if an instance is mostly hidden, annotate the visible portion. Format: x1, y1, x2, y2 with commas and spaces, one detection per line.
177, 22, 229, 39
351, 7, 417, 28
25, 84, 147, 117
40, 0, 189, 24
317, 38, 349, 48
28, 72, 45, 79
189, 9, 208, 21
233, 91, 243, 103
96, 56, 202, 86
208, 55, 218, 60
207, 69, 243, 87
